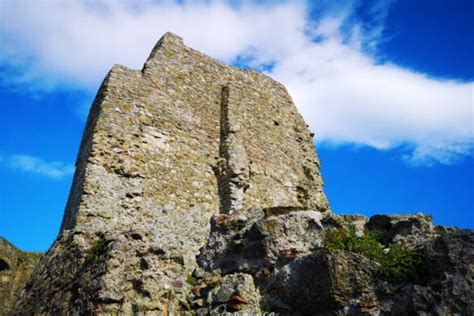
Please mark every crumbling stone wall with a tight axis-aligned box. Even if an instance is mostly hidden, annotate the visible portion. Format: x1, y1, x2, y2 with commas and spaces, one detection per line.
13, 32, 329, 314
0, 238, 42, 315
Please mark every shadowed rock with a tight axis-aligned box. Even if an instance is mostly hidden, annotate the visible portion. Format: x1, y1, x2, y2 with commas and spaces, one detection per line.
0, 237, 42, 315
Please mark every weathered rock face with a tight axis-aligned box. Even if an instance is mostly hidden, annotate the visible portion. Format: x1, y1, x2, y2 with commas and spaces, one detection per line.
12, 32, 329, 314
0, 237, 42, 315
198, 210, 325, 275
275, 249, 378, 315
194, 212, 473, 315
365, 213, 437, 246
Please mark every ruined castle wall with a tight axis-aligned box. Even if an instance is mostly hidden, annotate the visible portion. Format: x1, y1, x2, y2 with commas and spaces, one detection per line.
62, 32, 328, 250
13, 33, 329, 314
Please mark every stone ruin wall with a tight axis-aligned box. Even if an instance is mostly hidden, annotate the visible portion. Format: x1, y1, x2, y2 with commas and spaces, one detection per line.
12, 33, 330, 314
62, 32, 329, 253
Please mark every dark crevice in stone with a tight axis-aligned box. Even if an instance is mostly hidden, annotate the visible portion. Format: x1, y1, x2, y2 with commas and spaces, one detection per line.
215, 84, 247, 215
130, 233, 143, 240
0, 259, 10, 272
132, 280, 151, 299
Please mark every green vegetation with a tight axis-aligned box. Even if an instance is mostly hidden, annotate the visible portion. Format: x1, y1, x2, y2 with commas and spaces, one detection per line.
324, 227, 385, 262
324, 227, 425, 284
185, 275, 197, 286
380, 242, 425, 284
86, 238, 106, 260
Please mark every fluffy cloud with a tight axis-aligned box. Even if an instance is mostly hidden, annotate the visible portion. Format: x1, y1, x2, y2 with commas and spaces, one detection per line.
3, 154, 74, 179
0, 0, 305, 90
271, 30, 473, 163
1, 0, 473, 165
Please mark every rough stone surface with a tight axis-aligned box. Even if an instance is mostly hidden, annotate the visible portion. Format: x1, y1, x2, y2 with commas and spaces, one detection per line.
10, 32, 473, 315
365, 213, 437, 246
12, 32, 329, 314
195, 212, 473, 315
362, 230, 474, 316
191, 272, 261, 314
0, 237, 42, 315
276, 249, 378, 315
322, 213, 370, 237
198, 210, 325, 275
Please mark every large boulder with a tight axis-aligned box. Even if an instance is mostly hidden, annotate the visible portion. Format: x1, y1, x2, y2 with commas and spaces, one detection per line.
198, 209, 325, 275
275, 249, 378, 315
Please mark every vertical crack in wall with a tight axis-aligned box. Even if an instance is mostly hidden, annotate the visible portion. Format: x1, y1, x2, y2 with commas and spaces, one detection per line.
215, 84, 249, 214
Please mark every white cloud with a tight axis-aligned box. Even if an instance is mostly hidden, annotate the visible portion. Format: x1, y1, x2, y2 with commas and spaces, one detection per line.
1, 0, 473, 165
0, 0, 306, 90
4, 154, 74, 179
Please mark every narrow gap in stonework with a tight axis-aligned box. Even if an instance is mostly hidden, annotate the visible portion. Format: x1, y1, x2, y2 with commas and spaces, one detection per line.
215, 84, 248, 214
215, 85, 232, 214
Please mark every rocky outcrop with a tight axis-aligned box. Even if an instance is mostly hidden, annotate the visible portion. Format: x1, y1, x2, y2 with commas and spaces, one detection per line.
0, 237, 42, 315
192, 211, 473, 315
365, 213, 438, 246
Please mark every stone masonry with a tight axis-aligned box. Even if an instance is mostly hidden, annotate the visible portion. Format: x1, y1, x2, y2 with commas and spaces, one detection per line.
12, 32, 330, 314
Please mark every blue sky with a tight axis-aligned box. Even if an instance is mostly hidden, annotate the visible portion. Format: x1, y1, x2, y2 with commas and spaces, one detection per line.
0, 0, 473, 251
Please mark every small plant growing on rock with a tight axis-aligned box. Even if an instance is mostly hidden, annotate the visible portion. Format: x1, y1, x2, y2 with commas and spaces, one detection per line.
380, 242, 425, 284
186, 275, 197, 286
324, 228, 384, 262
324, 227, 425, 284
86, 238, 106, 261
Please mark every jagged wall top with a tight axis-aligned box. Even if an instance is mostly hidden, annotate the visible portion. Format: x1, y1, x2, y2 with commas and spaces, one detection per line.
147, 32, 184, 60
